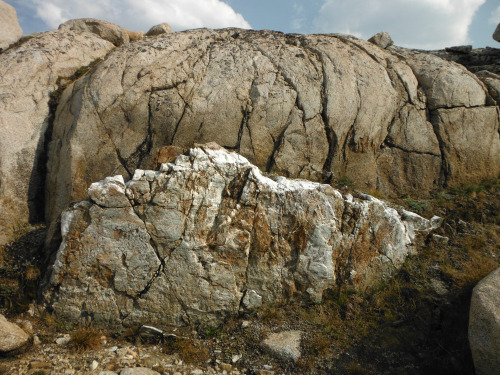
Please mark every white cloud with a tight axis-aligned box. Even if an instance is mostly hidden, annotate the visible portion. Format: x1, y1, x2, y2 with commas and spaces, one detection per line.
314, 0, 485, 49
34, 2, 65, 29
490, 5, 500, 24
24, 0, 251, 32
291, 3, 305, 31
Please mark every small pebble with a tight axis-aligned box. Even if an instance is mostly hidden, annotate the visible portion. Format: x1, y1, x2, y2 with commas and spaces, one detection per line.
55, 334, 71, 345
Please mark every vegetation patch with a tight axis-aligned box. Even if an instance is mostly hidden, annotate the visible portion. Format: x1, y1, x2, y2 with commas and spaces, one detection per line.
0, 224, 46, 316
69, 324, 103, 351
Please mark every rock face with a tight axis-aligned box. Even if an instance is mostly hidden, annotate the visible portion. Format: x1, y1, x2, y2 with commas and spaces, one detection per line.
476, 70, 500, 105
44, 145, 440, 328
46, 28, 500, 227
469, 267, 500, 375
0, 0, 22, 50
0, 24, 115, 243
0, 314, 30, 354
146, 23, 173, 37
58, 19, 141, 46
493, 23, 500, 43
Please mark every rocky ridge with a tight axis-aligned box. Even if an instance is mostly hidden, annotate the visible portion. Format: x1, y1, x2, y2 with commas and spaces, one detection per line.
45, 27, 500, 231
43, 145, 440, 328
0, 19, 498, 245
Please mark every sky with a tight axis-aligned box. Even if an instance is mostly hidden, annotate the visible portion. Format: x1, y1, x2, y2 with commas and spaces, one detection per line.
5, 0, 500, 50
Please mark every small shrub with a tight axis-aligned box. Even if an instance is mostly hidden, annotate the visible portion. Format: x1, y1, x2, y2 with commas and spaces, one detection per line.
128, 31, 145, 41
164, 337, 209, 365
336, 177, 355, 189
69, 324, 103, 351
405, 197, 429, 214
366, 189, 385, 199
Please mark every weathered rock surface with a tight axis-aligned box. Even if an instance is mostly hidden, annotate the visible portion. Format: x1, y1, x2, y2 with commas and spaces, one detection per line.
0, 23, 115, 243
146, 23, 173, 37
44, 145, 440, 328
431, 106, 500, 186
476, 70, 500, 105
469, 267, 500, 375
368, 31, 393, 49
0, 314, 30, 354
58, 19, 142, 46
0, 0, 22, 50
46, 28, 500, 227
262, 331, 302, 362
493, 23, 500, 43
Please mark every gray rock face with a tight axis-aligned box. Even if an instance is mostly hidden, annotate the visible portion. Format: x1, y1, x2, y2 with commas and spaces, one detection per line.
46, 28, 500, 229
44, 145, 440, 328
0, 24, 115, 243
0, 0, 22, 50
146, 23, 172, 37
469, 268, 500, 375
0, 314, 30, 354
262, 331, 302, 362
444, 45, 472, 54
493, 23, 500, 43
368, 31, 393, 49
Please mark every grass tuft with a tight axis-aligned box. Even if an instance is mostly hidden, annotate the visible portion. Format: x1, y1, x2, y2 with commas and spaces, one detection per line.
69, 324, 103, 351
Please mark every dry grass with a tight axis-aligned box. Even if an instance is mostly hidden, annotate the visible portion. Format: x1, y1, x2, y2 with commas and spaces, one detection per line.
163, 337, 210, 365
127, 31, 145, 41
69, 324, 103, 351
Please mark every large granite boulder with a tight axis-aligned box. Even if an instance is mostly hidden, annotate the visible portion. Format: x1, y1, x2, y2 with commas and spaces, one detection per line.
43, 145, 440, 328
469, 268, 500, 375
469, 267, 500, 375
0, 24, 115, 243
368, 31, 393, 49
0, 0, 22, 50
146, 23, 173, 37
46, 28, 500, 228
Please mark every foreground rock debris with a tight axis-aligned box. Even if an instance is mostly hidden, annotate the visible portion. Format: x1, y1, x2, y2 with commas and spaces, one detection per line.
44, 145, 440, 328
1, 334, 249, 375
469, 267, 500, 375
